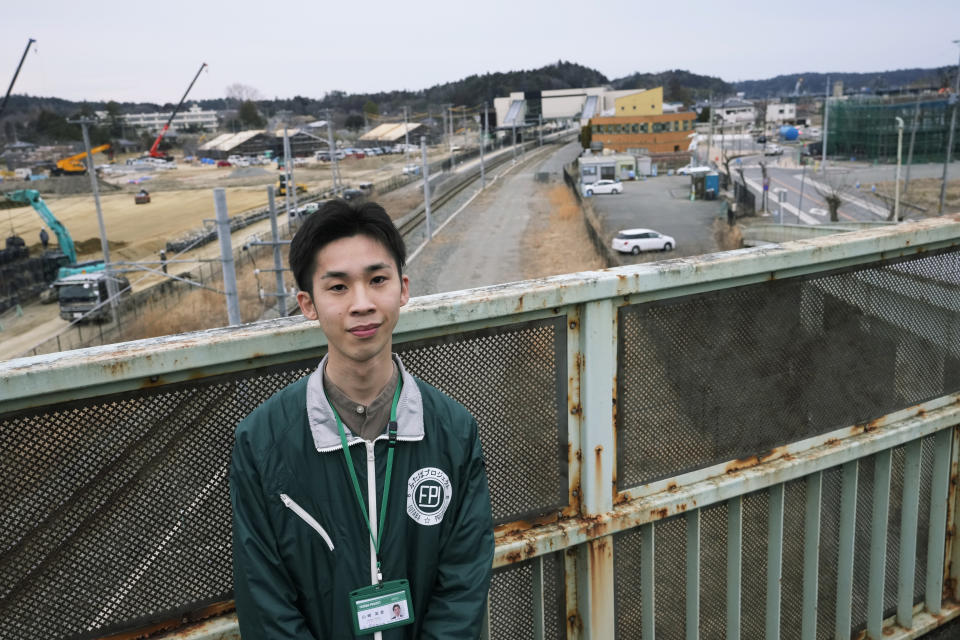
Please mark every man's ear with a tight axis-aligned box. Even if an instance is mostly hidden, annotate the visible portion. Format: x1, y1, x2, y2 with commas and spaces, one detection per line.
297, 290, 317, 320
399, 274, 410, 307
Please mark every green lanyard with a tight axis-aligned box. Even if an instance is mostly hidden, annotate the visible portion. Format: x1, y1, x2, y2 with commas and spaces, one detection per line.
327, 377, 402, 583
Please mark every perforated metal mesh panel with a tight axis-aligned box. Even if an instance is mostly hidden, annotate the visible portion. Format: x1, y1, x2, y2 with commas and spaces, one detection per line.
0, 316, 567, 639
398, 317, 568, 524
0, 365, 310, 640
488, 553, 566, 640
617, 248, 960, 489
614, 525, 645, 639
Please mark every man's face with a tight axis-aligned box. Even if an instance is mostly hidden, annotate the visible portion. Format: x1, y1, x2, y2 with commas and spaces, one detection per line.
296, 234, 409, 367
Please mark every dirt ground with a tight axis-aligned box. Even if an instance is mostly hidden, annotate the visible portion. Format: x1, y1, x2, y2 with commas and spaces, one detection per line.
521, 184, 605, 278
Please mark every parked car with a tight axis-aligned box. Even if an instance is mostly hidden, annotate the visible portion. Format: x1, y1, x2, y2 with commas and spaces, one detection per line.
583, 179, 623, 196
756, 135, 767, 144
342, 188, 365, 201
612, 228, 676, 255
402, 164, 420, 175
216, 160, 232, 168
763, 143, 784, 156
676, 164, 711, 176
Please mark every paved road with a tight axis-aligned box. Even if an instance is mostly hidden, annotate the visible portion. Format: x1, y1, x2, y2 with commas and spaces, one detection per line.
735, 157, 959, 224
588, 176, 726, 264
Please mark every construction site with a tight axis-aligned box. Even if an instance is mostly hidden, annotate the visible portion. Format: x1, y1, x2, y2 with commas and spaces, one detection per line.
5, 26, 960, 640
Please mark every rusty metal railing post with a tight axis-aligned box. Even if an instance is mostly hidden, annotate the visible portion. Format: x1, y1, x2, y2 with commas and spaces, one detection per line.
576, 298, 617, 639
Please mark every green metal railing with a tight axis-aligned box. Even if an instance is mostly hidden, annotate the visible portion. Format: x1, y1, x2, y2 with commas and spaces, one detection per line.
2, 217, 960, 639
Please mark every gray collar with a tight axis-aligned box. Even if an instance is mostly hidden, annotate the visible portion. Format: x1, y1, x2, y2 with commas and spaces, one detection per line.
306, 354, 425, 452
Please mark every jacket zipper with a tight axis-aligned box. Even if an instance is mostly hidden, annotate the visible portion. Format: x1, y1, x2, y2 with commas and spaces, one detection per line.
279, 493, 335, 551
365, 441, 379, 585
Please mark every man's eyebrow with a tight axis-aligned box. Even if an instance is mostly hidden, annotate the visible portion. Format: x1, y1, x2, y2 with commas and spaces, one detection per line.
320, 263, 391, 279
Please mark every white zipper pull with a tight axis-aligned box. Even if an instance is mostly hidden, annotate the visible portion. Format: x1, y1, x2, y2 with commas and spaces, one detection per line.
366, 441, 375, 461
279, 493, 335, 551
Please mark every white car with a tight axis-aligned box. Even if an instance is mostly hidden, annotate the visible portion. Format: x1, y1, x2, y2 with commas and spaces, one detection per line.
584, 179, 622, 196
612, 228, 676, 255
676, 164, 711, 176
763, 143, 784, 156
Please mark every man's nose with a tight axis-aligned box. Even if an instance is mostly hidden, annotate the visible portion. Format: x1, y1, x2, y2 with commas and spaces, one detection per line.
349, 285, 375, 313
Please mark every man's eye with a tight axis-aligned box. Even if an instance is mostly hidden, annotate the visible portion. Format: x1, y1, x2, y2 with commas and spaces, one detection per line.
371, 276, 387, 285
329, 284, 346, 292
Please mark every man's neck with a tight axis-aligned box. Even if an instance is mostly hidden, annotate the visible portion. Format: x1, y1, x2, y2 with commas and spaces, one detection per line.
324, 352, 395, 405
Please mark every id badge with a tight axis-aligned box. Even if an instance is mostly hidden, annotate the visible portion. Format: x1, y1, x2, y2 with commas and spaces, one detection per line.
349, 579, 414, 635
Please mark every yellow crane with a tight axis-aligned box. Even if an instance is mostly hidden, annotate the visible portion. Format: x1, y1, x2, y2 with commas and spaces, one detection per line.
52, 144, 111, 176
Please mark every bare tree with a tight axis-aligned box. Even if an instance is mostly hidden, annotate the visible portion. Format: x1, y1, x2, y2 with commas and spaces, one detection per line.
225, 83, 263, 106
813, 172, 851, 222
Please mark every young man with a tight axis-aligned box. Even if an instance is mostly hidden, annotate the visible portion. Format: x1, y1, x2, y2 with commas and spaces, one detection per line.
230, 200, 494, 639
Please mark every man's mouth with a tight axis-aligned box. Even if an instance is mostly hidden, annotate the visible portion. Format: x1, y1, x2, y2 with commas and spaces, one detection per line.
348, 323, 380, 338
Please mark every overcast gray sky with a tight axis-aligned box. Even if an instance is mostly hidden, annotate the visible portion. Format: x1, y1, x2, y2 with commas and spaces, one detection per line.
3, 0, 959, 104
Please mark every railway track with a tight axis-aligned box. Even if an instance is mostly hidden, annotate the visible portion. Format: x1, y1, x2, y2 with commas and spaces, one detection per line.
395, 131, 577, 238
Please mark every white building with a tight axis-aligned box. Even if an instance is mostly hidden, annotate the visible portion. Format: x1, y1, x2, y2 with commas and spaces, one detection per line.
493, 86, 649, 129
96, 104, 219, 133
765, 102, 797, 123
715, 99, 756, 125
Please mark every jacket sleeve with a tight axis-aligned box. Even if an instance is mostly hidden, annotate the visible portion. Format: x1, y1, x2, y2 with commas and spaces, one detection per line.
419, 419, 495, 639
230, 427, 316, 640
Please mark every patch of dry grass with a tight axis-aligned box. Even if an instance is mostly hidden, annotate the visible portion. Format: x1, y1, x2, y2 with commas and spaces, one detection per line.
120, 261, 273, 341
713, 218, 743, 251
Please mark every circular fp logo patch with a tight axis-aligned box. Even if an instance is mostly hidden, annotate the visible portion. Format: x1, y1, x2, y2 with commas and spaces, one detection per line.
407, 467, 452, 526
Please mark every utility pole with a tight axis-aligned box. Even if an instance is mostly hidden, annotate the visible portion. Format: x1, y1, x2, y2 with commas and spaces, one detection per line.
72, 117, 117, 322
821, 77, 830, 172
706, 92, 713, 166
938, 40, 960, 214
480, 102, 487, 189
213, 188, 241, 326
420, 136, 432, 240
904, 99, 921, 192
511, 124, 517, 163
327, 111, 341, 195
895, 117, 904, 221
538, 113, 543, 147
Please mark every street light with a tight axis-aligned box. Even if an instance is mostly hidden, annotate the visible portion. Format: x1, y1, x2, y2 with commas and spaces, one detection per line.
895, 117, 904, 221
938, 39, 960, 214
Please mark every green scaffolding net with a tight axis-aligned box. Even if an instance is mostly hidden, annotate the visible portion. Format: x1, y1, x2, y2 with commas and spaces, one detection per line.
827, 96, 958, 164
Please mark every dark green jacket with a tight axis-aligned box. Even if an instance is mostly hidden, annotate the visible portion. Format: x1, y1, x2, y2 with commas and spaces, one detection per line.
231, 356, 494, 639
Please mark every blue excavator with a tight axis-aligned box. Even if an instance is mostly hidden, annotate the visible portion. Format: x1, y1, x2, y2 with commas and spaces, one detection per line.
4, 189, 105, 279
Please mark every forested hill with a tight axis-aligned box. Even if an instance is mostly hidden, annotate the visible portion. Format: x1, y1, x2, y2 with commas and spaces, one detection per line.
2, 62, 955, 123
732, 67, 956, 97
612, 69, 731, 104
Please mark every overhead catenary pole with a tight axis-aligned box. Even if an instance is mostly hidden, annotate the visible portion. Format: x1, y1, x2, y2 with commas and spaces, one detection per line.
480, 102, 487, 189
420, 136, 432, 239
266, 186, 287, 316
213, 188, 241, 326
403, 106, 410, 161
283, 127, 293, 223
938, 40, 960, 214
797, 162, 807, 223
327, 111, 341, 195
539, 113, 543, 147
73, 118, 118, 322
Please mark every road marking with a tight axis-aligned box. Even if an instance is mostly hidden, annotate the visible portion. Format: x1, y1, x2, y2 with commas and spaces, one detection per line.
769, 174, 858, 223
742, 176, 821, 225
794, 174, 889, 218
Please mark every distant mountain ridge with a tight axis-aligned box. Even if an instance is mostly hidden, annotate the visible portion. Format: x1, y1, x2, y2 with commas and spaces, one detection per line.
1, 62, 955, 123
732, 67, 956, 98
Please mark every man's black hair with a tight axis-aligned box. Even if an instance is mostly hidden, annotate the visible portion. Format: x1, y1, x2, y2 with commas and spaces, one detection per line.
289, 199, 406, 295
